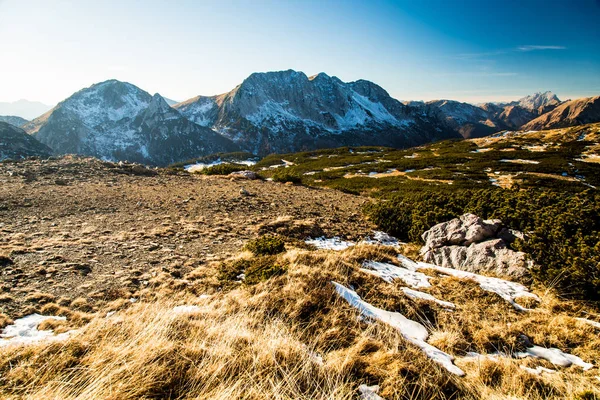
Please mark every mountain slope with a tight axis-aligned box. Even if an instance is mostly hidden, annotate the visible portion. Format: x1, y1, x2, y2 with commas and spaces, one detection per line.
408, 100, 502, 138
175, 70, 459, 155
0, 115, 28, 127
24, 80, 238, 166
522, 96, 600, 131
0, 122, 51, 161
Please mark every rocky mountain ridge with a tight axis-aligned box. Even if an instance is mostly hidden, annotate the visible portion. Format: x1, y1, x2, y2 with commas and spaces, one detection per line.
405, 91, 565, 138
23, 80, 238, 166
522, 96, 600, 131
13, 70, 600, 165
175, 70, 459, 155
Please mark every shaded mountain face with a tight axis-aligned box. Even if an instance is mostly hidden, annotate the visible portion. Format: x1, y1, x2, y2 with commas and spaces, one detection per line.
0, 115, 28, 128
24, 80, 238, 166
522, 96, 600, 131
0, 122, 51, 161
409, 100, 501, 139
175, 70, 459, 155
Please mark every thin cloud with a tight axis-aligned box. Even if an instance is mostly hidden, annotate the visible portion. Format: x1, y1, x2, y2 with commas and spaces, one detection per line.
457, 45, 566, 59
434, 71, 517, 77
518, 45, 566, 51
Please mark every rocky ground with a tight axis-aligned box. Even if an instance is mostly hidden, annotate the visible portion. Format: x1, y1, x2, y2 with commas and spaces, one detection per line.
0, 156, 371, 316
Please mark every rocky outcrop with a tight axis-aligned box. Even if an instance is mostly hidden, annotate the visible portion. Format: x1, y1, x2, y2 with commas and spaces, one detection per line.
420, 214, 532, 279
0, 122, 51, 161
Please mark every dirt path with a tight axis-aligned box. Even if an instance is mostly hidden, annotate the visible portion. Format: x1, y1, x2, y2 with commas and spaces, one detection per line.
0, 157, 372, 316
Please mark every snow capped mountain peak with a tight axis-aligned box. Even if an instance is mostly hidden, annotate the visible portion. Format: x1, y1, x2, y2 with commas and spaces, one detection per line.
25, 81, 237, 165
517, 91, 561, 111
174, 69, 455, 155
61, 79, 152, 126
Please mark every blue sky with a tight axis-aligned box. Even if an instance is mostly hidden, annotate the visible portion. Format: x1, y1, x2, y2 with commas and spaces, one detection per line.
1, 0, 599, 105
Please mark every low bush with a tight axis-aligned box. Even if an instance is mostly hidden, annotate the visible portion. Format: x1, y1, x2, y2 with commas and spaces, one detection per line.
271, 170, 302, 184
199, 163, 246, 175
365, 188, 600, 301
218, 255, 287, 284
244, 235, 286, 255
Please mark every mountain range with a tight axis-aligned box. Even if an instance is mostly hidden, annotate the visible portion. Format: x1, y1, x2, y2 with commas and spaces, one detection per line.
0, 99, 53, 120
2, 70, 599, 165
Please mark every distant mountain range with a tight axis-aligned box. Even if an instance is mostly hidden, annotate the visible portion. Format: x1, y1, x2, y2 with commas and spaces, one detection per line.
0, 99, 53, 120
2, 70, 598, 165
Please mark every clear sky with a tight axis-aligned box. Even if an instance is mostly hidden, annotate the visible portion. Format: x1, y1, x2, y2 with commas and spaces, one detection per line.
1, 0, 599, 105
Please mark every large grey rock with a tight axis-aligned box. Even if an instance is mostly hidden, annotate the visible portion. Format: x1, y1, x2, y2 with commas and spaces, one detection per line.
420, 214, 532, 280
422, 214, 502, 249
229, 170, 259, 180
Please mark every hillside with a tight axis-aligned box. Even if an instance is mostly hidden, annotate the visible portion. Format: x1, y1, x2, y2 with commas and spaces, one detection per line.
0, 155, 599, 399
253, 123, 600, 194
0, 122, 51, 161
522, 96, 600, 131
0, 115, 28, 127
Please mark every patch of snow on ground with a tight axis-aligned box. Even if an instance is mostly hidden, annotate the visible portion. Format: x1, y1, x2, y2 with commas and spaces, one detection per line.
0, 314, 74, 347
520, 365, 557, 375
461, 351, 503, 362
361, 231, 402, 247
400, 287, 455, 309
398, 257, 540, 311
518, 346, 593, 370
305, 237, 355, 251
576, 317, 600, 329
361, 261, 431, 288
359, 384, 385, 400
523, 144, 548, 152
332, 282, 464, 376
173, 305, 202, 314
500, 159, 540, 164
185, 159, 257, 172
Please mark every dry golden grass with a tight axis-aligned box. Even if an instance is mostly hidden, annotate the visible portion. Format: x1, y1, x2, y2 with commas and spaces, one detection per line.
0, 244, 598, 399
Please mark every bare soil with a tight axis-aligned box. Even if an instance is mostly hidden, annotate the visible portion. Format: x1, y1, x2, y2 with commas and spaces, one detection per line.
0, 156, 372, 316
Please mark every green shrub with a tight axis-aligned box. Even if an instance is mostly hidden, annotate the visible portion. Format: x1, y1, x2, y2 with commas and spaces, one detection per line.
244, 235, 286, 255
244, 255, 287, 284
573, 391, 600, 400
271, 170, 302, 184
218, 256, 287, 284
364, 189, 600, 301
200, 163, 246, 175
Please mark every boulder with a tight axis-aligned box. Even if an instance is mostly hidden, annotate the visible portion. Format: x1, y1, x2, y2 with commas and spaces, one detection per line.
229, 170, 259, 180
420, 214, 532, 280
